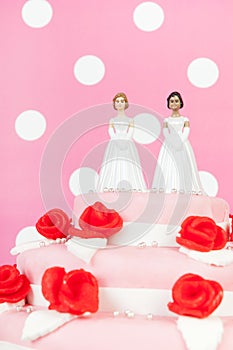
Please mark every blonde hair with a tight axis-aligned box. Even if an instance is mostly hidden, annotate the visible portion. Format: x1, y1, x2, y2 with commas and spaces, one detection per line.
112, 92, 129, 110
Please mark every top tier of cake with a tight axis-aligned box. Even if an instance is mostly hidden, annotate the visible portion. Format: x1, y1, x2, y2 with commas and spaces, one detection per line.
73, 192, 229, 247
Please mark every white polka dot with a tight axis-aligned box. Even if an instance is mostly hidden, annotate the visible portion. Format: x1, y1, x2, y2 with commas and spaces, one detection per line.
199, 171, 219, 196
16, 226, 42, 246
69, 167, 99, 195
133, 2, 164, 32
74, 55, 105, 85
15, 110, 46, 141
187, 58, 219, 88
133, 113, 161, 144
22, 0, 53, 28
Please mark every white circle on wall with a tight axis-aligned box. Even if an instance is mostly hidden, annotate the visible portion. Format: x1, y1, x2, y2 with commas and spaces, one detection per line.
22, 0, 53, 28
187, 58, 219, 88
74, 55, 105, 85
133, 113, 161, 144
199, 171, 219, 196
69, 167, 99, 195
15, 110, 46, 141
133, 2, 164, 32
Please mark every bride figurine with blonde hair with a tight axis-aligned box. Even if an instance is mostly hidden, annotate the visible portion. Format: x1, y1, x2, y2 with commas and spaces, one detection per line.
152, 91, 204, 194
97, 92, 147, 191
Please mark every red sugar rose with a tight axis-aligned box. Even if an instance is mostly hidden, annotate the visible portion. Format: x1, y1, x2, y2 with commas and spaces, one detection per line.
168, 273, 223, 318
176, 216, 227, 252
42, 267, 99, 315
75, 201, 123, 238
0, 265, 30, 303
229, 214, 233, 241
36, 208, 70, 240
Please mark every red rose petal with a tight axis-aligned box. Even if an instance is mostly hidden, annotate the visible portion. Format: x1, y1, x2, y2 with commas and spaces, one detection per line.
176, 236, 212, 252
0, 265, 20, 288
79, 202, 123, 238
0, 275, 31, 303
42, 267, 99, 315
174, 280, 213, 309
193, 216, 216, 226
68, 226, 106, 239
180, 225, 215, 245
181, 216, 215, 230
213, 226, 228, 250
79, 206, 91, 223
0, 265, 30, 304
168, 273, 223, 318
0, 274, 25, 295
60, 269, 99, 315
180, 218, 216, 242
36, 209, 70, 240
80, 203, 108, 227
42, 267, 65, 306
177, 216, 226, 252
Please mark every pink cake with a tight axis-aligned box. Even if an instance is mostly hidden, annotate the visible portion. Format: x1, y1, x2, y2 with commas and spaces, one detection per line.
0, 192, 233, 350
73, 192, 229, 246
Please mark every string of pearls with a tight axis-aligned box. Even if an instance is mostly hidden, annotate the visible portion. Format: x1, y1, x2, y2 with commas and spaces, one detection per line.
226, 242, 233, 250
39, 236, 70, 248
16, 305, 33, 313
89, 187, 203, 194
113, 309, 154, 320
103, 188, 143, 192
137, 241, 158, 248
151, 188, 203, 195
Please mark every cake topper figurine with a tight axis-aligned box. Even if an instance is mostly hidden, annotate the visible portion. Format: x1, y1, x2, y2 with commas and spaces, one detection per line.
152, 91, 204, 194
97, 92, 147, 191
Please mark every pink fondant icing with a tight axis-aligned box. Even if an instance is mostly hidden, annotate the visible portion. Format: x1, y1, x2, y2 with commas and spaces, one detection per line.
2, 192, 231, 349
73, 192, 229, 226
17, 245, 233, 291
0, 309, 233, 350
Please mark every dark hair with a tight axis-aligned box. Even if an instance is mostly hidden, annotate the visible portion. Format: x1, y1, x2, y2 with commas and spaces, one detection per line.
113, 92, 129, 110
167, 91, 184, 109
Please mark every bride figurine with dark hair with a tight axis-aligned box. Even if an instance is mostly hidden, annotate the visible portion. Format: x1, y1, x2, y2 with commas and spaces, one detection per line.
97, 92, 147, 191
152, 91, 204, 194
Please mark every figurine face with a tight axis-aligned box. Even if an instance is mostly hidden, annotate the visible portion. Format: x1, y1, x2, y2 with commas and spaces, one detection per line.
169, 96, 181, 111
114, 97, 126, 111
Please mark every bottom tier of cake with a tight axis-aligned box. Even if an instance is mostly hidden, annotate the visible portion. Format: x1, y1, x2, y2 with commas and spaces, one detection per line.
1, 308, 233, 350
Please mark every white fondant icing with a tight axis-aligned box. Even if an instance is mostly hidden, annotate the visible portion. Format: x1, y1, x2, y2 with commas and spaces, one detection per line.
108, 223, 179, 246
65, 237, 107, 263
11, 221, 228, 256
28, 284, 233, 317
10, 240, 52, 255
15, 226, 44, 246
0, 299, 25, 314
179, 246, 233, 266
22, 310, 76, 341
109, 221, 227, 247
0, 341, 34, 350
177, 316, 223, 350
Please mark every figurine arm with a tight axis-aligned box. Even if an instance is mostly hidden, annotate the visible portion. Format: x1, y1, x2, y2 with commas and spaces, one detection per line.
181, 120, 190, 141
163, 121, 170, 140
127, 121, 134, 138
108, 121, 116, 139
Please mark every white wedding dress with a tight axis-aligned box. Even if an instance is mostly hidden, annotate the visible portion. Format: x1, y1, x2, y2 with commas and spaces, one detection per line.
152, 116, 204, 194
97, 116, 147, 191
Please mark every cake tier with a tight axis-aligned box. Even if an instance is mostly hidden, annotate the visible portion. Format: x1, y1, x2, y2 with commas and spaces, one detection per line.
17, 244, 233, 316
74, 192, 229, 224
5, 192, 231, 349
73, 193, 229, 246
1, 309, 233, 350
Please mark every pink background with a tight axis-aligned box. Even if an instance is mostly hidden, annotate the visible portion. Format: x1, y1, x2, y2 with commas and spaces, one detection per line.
1, 0, 233, 264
